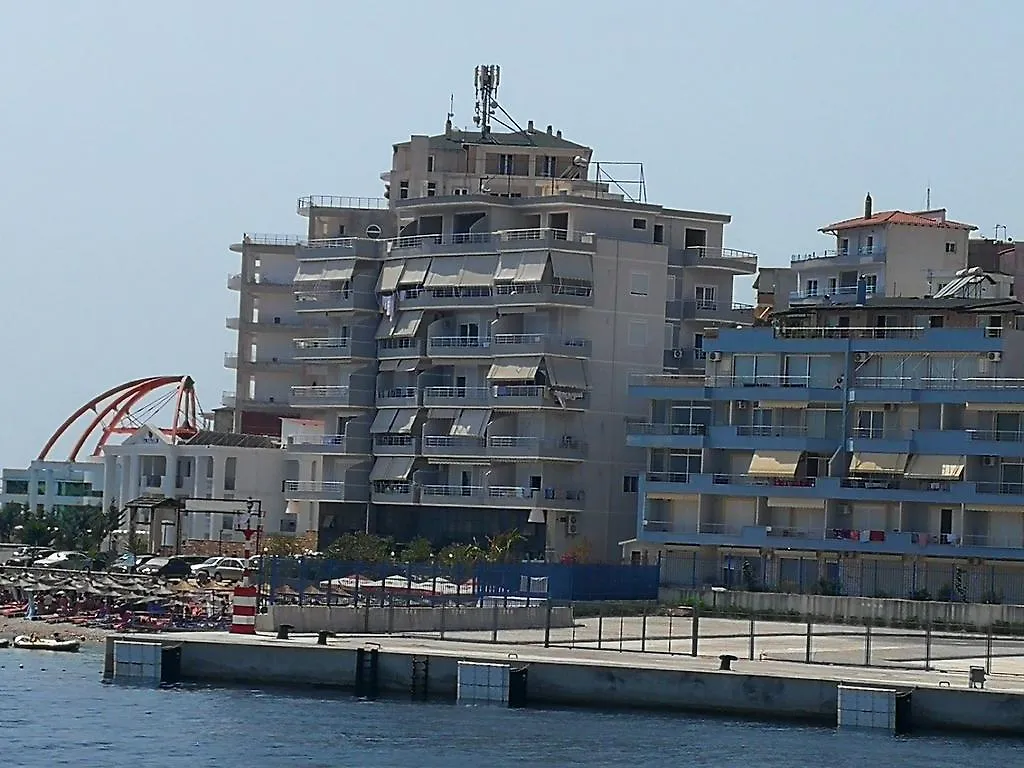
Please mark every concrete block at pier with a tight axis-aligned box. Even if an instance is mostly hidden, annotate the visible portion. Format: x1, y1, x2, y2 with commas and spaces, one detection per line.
113, 641, 162, 683
838, 685, 896, 731
457, 662, 510, 705
254, 605, 573, 634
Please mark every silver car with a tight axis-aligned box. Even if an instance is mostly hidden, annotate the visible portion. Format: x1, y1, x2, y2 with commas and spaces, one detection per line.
190, 556, 246, 582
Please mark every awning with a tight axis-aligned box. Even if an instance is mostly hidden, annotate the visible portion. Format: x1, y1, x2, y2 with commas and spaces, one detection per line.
459, 255, 499, 287
905, 455, 966, 480
376, 316, 396, 339
450, 409, 490, 437
391, 408, 419, 434
370, 457, 395, 481
370, 410, 398, 434
549, 252, 593, 282
424, 257, 462, 288
850, 452, 908, 474
398, 257, 431, 287
545, 356, 588, 390
515, 252, 548, 283
488, 357, 541, 381
747, 450, 802, 477
394, 359, 419, 372
378, 359, 400, 371
494, 253, 522, 281
767, 497, 826, 509
294, 259, 355, 282
372, 456, 415, 481
378, 261, 404, 292
391, 310, 424, 338
428, 408, 459, 420
757, 400, 808, 409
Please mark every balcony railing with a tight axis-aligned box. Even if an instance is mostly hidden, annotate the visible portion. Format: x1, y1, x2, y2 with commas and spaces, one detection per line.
376, 387, 420, 406
968, 430, 1024, 442
849, 427, 910, 440
293, 337, 351, 357
224, 353, 238, 367
735, 425, 815, 438
976, 481, 1024, 496
423, 435, 587, 460
854, 377, 1024, 390
241, 233, 303, 247
427, 334, 591, 356
790, 246, 886, 263
707, 374, 818, 388
628, 373, 707, 388
289, 385, 352, 406
687, 246, 757, 261
628, 423, 707, 436
388, 228, 595, 252
419, 484, 585, 507
283, 480, 369, 501
286, 434, 369, 453
775, 325, 921, 340
712, 474, 816, 488
422, 384, 572, 408
297, 195, 387, 212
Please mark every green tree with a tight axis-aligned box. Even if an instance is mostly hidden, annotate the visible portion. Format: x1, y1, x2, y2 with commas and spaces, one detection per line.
325, 532, 393, 563
438, 542, 485, 566
485, 529, 526, 564
16, 508, 53, 547
263, 534, 305, 557
400, 537, 434, 563
0, 502, 26, 542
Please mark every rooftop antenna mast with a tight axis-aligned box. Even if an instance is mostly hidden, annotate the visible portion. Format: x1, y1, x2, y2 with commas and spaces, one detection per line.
474, 64, 500, 138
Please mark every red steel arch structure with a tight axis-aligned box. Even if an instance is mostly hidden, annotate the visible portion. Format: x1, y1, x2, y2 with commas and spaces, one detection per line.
37, 376, 201, 462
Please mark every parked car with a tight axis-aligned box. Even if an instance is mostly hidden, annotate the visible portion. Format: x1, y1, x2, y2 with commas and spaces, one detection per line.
108, 553, 153, 574
6, 547, 54, 567
33, 551, 92, 570
191, 556, 246, 583
136, 556, 192, 579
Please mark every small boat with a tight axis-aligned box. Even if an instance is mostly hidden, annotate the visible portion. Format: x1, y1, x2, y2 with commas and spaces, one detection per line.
12, 635, 81, 653
0, 638, 9, 649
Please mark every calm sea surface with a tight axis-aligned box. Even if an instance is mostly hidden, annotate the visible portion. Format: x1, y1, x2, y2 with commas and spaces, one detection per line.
1, 648, 1021, 767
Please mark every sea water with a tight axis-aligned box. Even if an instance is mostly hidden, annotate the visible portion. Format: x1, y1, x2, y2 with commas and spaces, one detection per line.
0, 649, 1020, 767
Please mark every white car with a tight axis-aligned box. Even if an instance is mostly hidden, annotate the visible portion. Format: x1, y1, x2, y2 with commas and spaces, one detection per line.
34, 551, 92, 570
190, 556, 246, 582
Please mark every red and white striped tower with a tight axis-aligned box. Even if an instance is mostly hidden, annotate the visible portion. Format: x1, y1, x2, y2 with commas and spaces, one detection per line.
230, 586, 258, 635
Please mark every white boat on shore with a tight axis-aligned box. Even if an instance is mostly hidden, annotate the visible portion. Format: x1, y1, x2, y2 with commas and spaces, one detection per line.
0, 638, 8, 649
13, 635, 80, 653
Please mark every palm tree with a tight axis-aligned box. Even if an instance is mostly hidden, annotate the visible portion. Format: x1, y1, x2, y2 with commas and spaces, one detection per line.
485, 529, 526, 563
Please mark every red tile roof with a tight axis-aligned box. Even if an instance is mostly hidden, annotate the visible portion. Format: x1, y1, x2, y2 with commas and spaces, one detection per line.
820, 210, 977, 233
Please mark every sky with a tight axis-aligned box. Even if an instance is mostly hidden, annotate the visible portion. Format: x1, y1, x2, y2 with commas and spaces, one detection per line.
0, 0, 1020, 470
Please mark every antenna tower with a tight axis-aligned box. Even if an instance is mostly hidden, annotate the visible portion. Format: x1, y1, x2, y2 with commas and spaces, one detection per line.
474, 65, 501, 138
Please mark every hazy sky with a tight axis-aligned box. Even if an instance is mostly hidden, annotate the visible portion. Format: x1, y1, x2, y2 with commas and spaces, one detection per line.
0, 0, 1020, 469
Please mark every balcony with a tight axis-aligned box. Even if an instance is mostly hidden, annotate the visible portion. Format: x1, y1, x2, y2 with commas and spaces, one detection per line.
628, 372, 709, 400
283, 480, 369, 502
371, 482, 420, 505
285, 434, 371, 455
293, 337, 364, 361
294, 289, 377, 313
222, 391, 291, 410
710, 425, 836, 452
376, 387, 420, 407
373, 435, 420, 456
790, 246, 886, 265
626, 423, 707, 449
227, 273, 294, 292
418, 484, 585, 512
670, 246, 757, 273
296, 237, 380, 260
422, 435, 486, 459
421, 435, 586, 461
377, 337, 425, 360
789, 285, 869, 304
849, 376, 1024, 406
224, 353, 238, 368
681, 300, 755, 325
387, 228, 596, 258
289, 385, 373, 408
422, 385, 588, 410
297, 195, 388, 214
400, 282, 593, 311
426, 334, 591, 359
704, 373, 843, 403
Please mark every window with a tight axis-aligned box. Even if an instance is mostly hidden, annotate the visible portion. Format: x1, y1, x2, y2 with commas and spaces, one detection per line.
222, 514, 235, 531
864, 274, 878, 294
632, 218, 648, 230
622, 475, 639, 493
945, 241, 957, 254
629, 271, 650, 296
805, 279, 818, 296
628, 319, 648, 347
653, 224, 664, 244
866, 235, 874, 253
665, 274, 676, 300
224, 457, 237, 491
856, 409, 885, 439
664, 322, 677, 348
399, 181, 409, 200
683, 228, 706, 249
929, 315, 944, 328
542, 156, 556, 177
827, 277, 837, 294
426, 182, 437, 197
453, 187, 469, 196
693, 333, 705, 359
5, 479, 28, 495
840, 238, 850, 255
695, 285, 716, 309
426, 155, 435, 172
499, 154, 514, 175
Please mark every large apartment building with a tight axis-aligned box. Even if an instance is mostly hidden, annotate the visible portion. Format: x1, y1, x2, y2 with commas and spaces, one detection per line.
626, 288, 1024, 595
789, 195, 977, 304
225, 118, 755, 560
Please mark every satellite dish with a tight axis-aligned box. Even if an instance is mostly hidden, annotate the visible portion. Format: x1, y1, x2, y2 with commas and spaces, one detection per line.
366, 224, 382, 239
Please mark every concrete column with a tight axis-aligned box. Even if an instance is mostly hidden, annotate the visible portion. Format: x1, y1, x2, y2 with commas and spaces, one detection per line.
160, 451, 176, 498
127, 455, 140, 504
212, 455, 226, 497
102, 455, 117, 511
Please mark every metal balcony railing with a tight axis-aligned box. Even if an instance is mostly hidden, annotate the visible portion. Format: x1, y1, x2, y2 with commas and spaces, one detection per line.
297, 195, 388, 212
241, 233, 303, 246
686, 246, 757, 261
775, 325, 921, 340
854, 377, 1024, 390
627, 423, 706, 436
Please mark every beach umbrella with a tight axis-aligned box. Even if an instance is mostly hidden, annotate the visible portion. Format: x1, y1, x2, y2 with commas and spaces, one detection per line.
276, 584, 299, 596
303, 584, 323, 596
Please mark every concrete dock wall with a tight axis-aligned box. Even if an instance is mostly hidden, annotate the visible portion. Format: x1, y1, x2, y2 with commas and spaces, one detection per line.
253, 605, 573, 634
664, 588, 1024, 628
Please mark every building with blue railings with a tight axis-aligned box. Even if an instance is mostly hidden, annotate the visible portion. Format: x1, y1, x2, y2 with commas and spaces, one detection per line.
624, 289, 1024, 599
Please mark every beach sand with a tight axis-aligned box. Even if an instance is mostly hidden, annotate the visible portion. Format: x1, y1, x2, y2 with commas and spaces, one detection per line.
1, 616, 113, 644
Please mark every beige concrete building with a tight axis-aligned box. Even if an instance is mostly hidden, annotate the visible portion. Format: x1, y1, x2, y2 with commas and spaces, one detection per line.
226, 120, 754, 561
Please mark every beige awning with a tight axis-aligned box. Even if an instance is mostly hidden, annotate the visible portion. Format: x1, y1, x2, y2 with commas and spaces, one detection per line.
905, 455, 965, 480
767, 497, 826, 509
757, 400, 807, 409
391, 408, 419, 434
378, 261, 404, 292
545, 356, 588, 390
295, 259, 355, 282
450, 409, 490, 437
459, 255, 499, 287
494, 253, 522, 281
850, 452, 908, 474
391, 310, 424, 338
549, 252, 593, 282
488, 357, 541, 381
424, 257, 462, 288
370, 410, 398, 434
747, 450, 802, 477
515, 252, 548, 282
398, 257, 431, 287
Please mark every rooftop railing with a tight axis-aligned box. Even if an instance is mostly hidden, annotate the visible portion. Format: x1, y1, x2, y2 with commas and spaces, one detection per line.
300, 237, 358, 249
790, 246, 886, 263
241, 233, 303, 246
776, 325, 921, 339
389, 227, 595, 250
686, 246, 757, 260
297, 195, 388, 212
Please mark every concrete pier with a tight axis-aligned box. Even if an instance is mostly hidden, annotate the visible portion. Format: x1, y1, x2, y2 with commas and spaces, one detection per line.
103, 631, 1024, 734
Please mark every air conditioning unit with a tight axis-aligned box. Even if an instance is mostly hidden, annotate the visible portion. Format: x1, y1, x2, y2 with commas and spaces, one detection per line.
672, 348, 684, 359
988, 351, 1002, 362
983, 455, 997, 467
735, 400, 749, 410
708, 351, 722, 362
854, 352, 869, 363
566, 514, 579, 536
